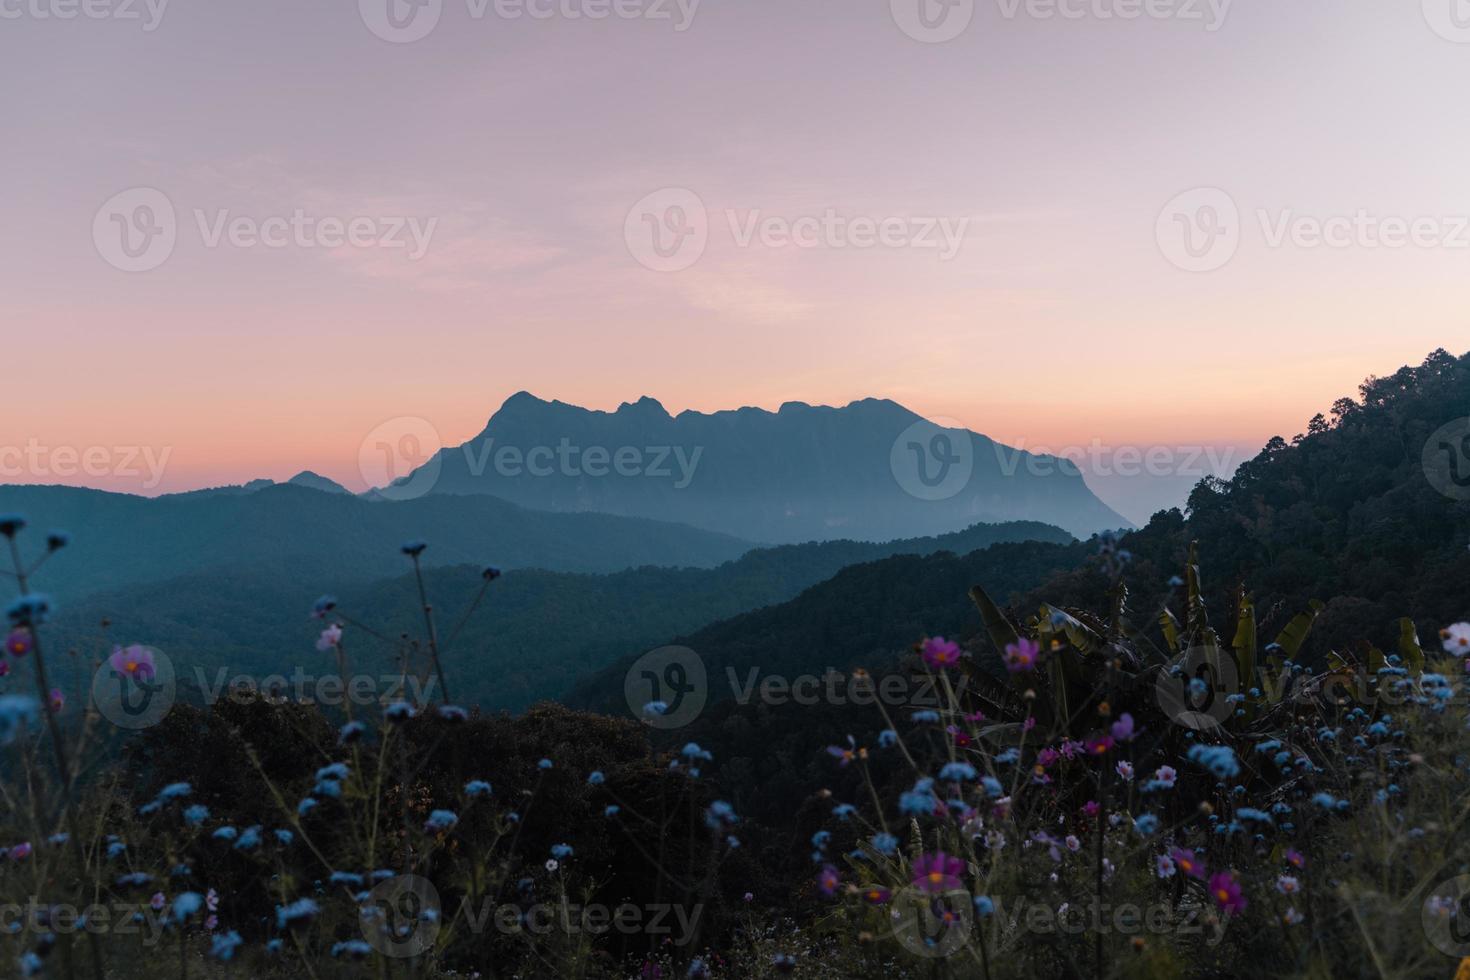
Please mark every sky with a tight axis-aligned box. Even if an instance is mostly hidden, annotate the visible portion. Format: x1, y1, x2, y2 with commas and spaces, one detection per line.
1, 0, 1467, 524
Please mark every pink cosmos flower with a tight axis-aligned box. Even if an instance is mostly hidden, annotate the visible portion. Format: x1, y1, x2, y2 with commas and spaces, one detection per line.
1170, 847, 1205, 879
316, 625, 343, 652
1115, 761, 1134, 781
1153, 766, 1178, 788
1110, 713, 1136, 742
1209, 871, 1247, 914
150, 892, 166, 911
1003, 637, 1040, 673
1086, 734, 1115, 756
817, 865, 840, 897
1284, 848, 1305, 869
921, 636, 963, 670
1441, 623, 1470, 656
109, 645, 156, 683
1022, 717, 1036, 732
1082, 800, 1100, 817
912, 852, 965, 893
4, 628, 32, 658
1156, 854, 1177, 878
1037, 747, 1060, 768
946, 725, 972, 747
48, 689, 64, 712
1060, 739, 1084, 760
10, 843, 32, 860
861, 887, 892, 906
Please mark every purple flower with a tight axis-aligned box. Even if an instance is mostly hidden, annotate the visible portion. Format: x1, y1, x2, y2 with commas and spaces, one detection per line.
912, 852, 964, 893
921, 636, 963, 670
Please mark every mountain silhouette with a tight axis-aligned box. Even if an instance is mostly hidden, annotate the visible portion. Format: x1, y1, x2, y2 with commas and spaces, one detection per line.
401, 393, 1128, 541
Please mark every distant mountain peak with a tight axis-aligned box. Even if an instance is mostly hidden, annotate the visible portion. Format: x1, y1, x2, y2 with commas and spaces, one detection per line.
286, 471, 349, 494
616, 396, 671, 420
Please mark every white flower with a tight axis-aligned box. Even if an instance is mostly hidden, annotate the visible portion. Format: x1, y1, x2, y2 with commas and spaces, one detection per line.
1441, 623, 1470, 656
545, 859, 558, 873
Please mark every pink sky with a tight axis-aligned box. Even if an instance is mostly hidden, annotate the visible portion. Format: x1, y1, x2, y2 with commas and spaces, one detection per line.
1, 0, 1466, 523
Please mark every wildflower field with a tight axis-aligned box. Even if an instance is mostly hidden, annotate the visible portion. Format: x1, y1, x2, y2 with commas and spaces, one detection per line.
1, 505, 1468, 980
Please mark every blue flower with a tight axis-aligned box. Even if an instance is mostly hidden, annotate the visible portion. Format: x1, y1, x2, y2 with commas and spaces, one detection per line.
209, 931, 243, 962
331, 940, 373, 959
211, 827, 238, 843
437, 705, 469, 722
383, 702, 416, 722
274, 829, 294, 846
878, 729, 898, 748
157, 782, 192, 801
181, 804, 209, 826
586, 771, 605, 786
974, 896, 995, 916
550, 844, 574, 859
425, 810, 458, 833
298, 798, 318, 818
1185, 744, 1240, 779
339, 721, 367, 743
316, 763, 350, 782
276, 898, 320, 929
5, 595, 49, 627
538, 758, 554, 771
981, 776, 1004, 797
1134, 814, 1159, 835
235, 826, 263, 851
0, 696, 41, 745
870, 833, 898, 855
938, 762, 977, 782
465, 779, 493, 798
705, 801, 737, 829
172, 892, 204, 923
329, 871, 365, 888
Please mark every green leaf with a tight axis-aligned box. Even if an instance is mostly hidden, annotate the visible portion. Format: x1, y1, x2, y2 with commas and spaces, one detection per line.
1273, 599, 1325, 659
1397, 618, 1425, 674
